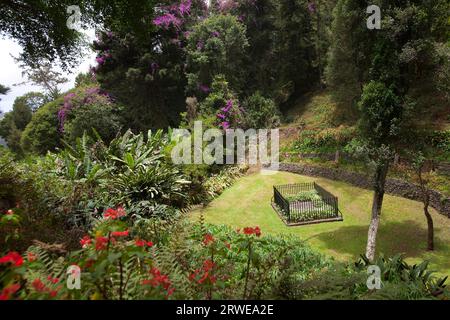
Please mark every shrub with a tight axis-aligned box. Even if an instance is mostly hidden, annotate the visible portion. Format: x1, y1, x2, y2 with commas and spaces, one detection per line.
186, 14, 249, 95
293, 126, 356, 153
284, 254, 449, 300
60, 85, 123, 144
0, 219, 330, 300
21, 98, 63, 155
242, 92, 280, 129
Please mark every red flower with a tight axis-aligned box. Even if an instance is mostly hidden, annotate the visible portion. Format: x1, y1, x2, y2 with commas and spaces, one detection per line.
203, 233, 214, 245
32, 279, 46, 292
143, 268, 171, 289
80, 236, 92, 248
95, 236, 109, 251
0, 252, 23, 267
49, 290, 58, 298
27, 252, 37, 262
224, 241, 231, 249
111, 230, 129, 237
84, 259, 95, 269
167, 287, 175, 297
103, 206, 126, 220
202, 259, 215, 272
241, 226, 262, 237
190, 260, 217, 285
47, 275, 60, 284
6, 209, 13, 215
0, 283, 20, 300
135, 239, 153, 247
135, 239, 145, 247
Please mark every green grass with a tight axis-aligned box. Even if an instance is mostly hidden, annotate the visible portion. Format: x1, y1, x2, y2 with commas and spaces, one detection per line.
192, 171, 450, 277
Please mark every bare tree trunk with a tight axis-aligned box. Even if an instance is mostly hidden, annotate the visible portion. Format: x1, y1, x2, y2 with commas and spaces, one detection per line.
418, 169, 434, 251
424, 203, 434, 251
366, 162, 389, 261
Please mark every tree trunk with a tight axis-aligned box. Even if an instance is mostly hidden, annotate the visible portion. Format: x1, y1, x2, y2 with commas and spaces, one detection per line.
424, 203, 434, 251
418, 171, 434, 251
366, 162, 389, 261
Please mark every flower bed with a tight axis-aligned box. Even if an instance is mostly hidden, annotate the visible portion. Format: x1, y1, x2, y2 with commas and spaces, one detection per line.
272, 182, 342, 226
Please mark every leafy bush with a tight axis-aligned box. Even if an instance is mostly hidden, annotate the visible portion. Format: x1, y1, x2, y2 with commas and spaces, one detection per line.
242, 92, 280, 129
186, 14, 249, 95
293, 126, 356, 153
21, 98, 63, 155
0, 151, 84, 251
60, 85, 123, 144
100, 130, 190, 208
0, 216, 330, 300
284, 254, 449, 300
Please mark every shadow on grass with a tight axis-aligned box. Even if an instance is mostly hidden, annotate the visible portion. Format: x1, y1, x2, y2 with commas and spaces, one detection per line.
313, 220, 450, 270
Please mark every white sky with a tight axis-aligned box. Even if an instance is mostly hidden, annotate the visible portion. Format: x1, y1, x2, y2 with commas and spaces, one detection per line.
0, 29, 97, 113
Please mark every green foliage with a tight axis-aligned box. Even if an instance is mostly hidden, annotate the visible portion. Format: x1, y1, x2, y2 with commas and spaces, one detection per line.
101, 129, 190, 207
21, 98, 63, 155
0, 219, 330, 300
358, 81, 402, 151
242, 92, 280, 129
62, 94, 123, 145
292, 126, 356, 153
186, 14, 249, 95
0, 94, 35, 155
282, 254, 448, 300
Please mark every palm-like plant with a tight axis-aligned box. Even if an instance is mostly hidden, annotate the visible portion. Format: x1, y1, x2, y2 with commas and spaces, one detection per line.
102, 129, 190, 207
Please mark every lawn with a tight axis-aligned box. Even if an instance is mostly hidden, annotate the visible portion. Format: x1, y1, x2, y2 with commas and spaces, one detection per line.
192, 171, 450, 276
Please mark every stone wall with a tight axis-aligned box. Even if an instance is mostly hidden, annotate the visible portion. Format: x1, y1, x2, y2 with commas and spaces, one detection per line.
271, 163, 450, 217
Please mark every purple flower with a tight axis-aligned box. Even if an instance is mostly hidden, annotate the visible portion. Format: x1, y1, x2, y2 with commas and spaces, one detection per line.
221, 100, 233, 113
179, 0, 191, 15
217, 113, 226, 120
64, 93, 76, 102
308, 2, 316, 13
153, 13, 182, 29
196, 40, 205, 50
96, 56, 106, 65
211, 31, 220, 37
150, 62, 159, 74
217, 0, 238, 12
85, 87, 100, 95
198, 84, 210, 93
221, 121, 230, 129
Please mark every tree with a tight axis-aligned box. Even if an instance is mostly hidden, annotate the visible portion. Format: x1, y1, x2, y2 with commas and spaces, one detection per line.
17, 92, 47, 113
93, 0, 206, 131
21, 98, 63, 155
0, 84, 9, 96
411, 153, 434, 251
0, 1, 164, 69
60, 85, 124, 144
186, 14, 249, 96
0, 85, 10, 114
328, 0, 449, 261
358, 81, 403, 261
16, 60, 68, 101
325, 0, 369, 107
0, 93, 34, 154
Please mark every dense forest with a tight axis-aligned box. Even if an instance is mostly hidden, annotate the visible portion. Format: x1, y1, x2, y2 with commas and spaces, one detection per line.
0, 0, 449, 301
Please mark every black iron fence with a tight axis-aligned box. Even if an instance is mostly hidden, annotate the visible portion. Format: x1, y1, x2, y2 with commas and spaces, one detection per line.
273, 182, 342, 225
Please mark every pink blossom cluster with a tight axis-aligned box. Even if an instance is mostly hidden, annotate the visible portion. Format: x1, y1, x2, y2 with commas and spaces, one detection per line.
57, 87, 110, 133
153, 0, 192, 30
216, 0, 239, 12
217, 99, 243, 130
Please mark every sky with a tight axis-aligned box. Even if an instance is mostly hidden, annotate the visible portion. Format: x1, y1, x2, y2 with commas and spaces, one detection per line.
0, 29, 97, 114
